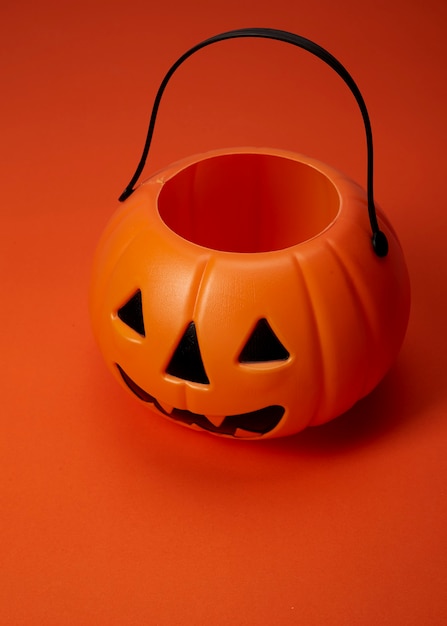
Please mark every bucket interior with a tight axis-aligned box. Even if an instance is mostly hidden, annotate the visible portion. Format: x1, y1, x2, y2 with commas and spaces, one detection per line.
158, 153, 339, 253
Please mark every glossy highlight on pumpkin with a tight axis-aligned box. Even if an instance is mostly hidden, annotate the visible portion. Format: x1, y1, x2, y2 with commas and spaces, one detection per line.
90, 147, 410, 438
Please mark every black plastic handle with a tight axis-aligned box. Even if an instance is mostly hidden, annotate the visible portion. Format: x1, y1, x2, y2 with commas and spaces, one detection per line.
119, 28, 388, 257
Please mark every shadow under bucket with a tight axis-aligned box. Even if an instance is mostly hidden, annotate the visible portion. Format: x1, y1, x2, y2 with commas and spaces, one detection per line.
158, 153, 340, 253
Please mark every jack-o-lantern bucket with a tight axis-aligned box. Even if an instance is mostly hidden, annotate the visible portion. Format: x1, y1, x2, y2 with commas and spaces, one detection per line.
90, 28, 410, 439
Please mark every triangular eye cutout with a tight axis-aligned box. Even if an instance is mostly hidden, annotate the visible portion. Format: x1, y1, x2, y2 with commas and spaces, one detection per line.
166, 321, 210, 384
117, 290, 145, 337
239, 318, 290, 363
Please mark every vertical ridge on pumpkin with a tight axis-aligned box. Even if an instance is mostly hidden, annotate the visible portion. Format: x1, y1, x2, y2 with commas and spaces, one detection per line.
291, 252, 326, 424
191, 255, 213, 317
325, 240, 375, 399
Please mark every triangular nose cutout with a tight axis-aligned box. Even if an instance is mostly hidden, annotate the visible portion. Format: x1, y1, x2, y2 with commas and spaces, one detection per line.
166, 322, 210, 384
239, 318, 290, 363
117, 290, 145, 337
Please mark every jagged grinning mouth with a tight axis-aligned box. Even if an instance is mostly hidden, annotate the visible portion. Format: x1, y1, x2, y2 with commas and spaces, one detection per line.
116, 364, 284, 437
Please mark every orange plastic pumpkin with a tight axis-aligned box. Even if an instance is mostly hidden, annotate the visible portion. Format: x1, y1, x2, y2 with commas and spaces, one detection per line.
90, 29, 410, 439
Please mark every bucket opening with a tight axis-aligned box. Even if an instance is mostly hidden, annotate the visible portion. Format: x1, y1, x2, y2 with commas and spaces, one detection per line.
158, 153, 339, 253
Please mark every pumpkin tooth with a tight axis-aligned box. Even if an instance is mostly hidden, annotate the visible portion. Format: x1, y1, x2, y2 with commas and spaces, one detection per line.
234, 428, 259, 438
205, 414, 226, 427
158, 400, 174, 414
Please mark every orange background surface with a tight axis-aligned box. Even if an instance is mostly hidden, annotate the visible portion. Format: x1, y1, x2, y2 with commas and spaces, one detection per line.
2, 0, 447, 624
